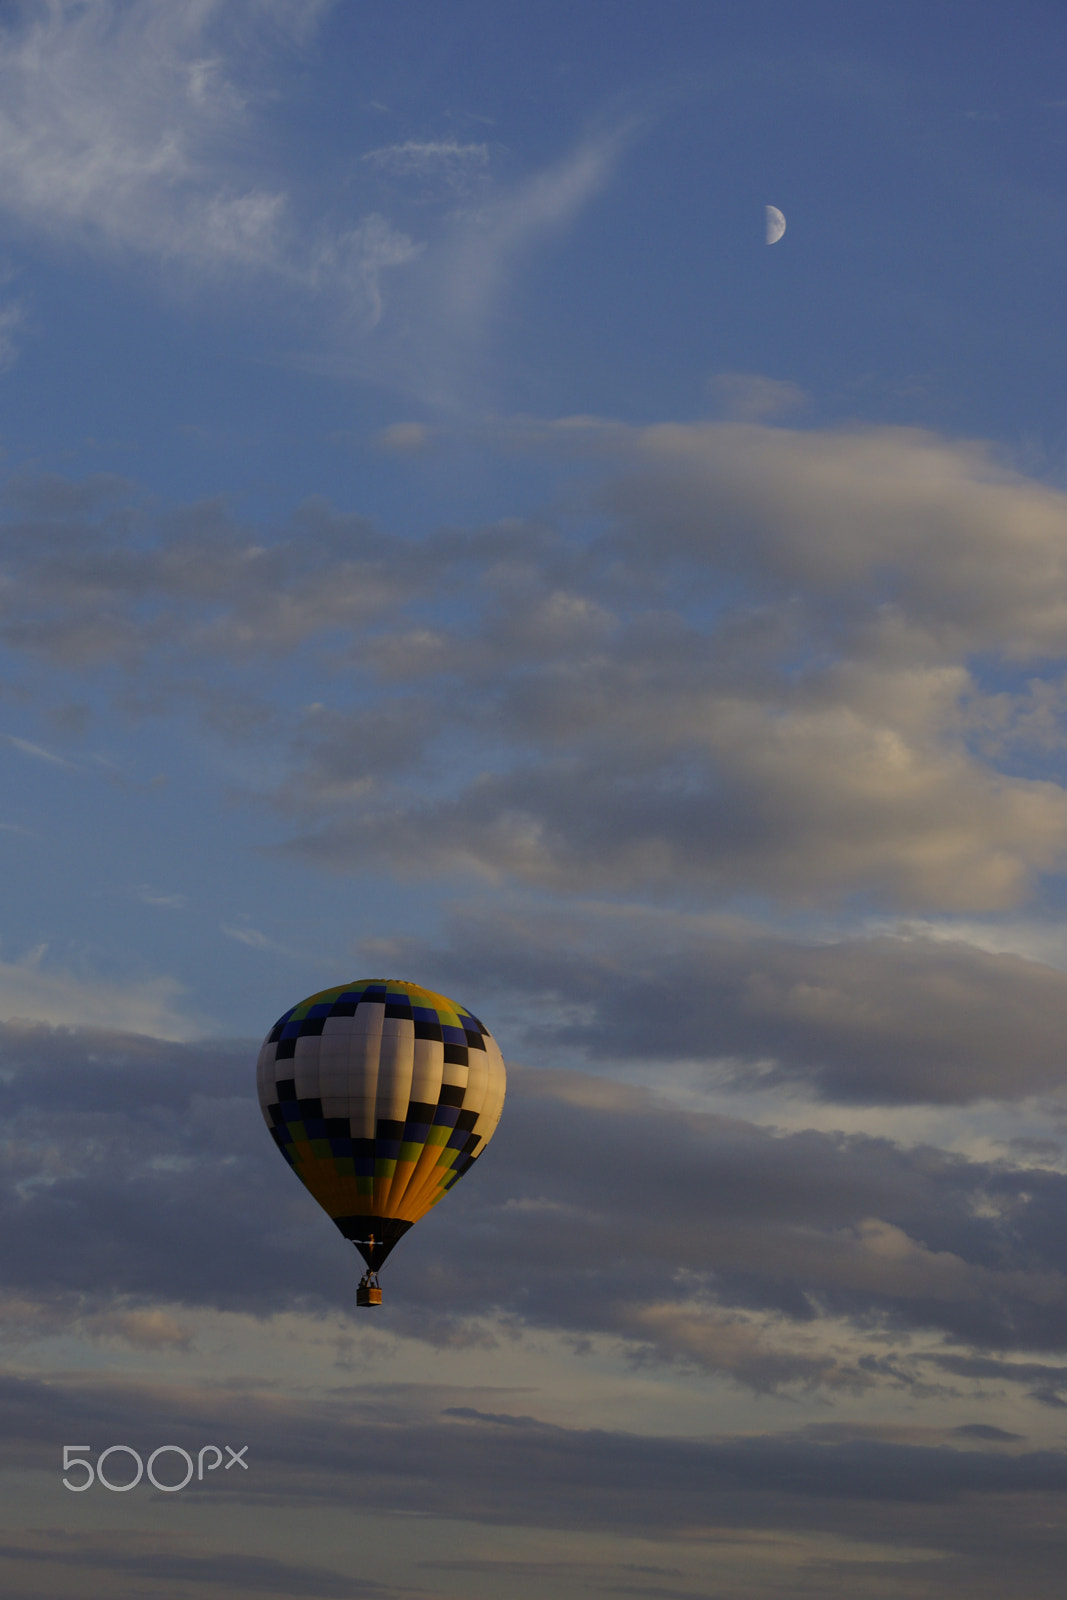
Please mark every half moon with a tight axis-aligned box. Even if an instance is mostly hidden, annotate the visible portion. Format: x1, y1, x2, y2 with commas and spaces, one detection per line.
766, 205, 786, 245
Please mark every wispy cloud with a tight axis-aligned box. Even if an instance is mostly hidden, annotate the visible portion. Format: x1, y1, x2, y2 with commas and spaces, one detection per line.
133, 885, 189, 910
707, 371, 808, 420
0, 6, 641, 393
10, 419, 1067, 913
362, 138, 491, 196
220, 916, 308, 960
453, 124, 631, 292
371, 420, 433, 453
427, 122, 637, 391
0, 950, 201, 1037
5, 734, 76, 768
311, 211, 424, 328
0, 1, 281, 264
0, 1, 414, 327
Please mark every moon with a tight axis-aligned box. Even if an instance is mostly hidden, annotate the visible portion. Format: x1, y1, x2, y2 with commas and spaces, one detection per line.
766, 205, 786, 245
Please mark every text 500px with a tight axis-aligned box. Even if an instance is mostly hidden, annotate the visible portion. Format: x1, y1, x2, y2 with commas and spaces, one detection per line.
62, 1444, 249, 1491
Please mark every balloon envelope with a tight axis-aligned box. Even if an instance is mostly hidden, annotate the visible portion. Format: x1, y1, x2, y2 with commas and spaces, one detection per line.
257, 979, 506, 1271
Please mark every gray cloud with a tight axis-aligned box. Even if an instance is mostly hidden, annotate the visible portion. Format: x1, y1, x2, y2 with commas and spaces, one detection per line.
2, 1000, 1065, 1597
2, 1368, 1067, 1598
8, 424, 1067, 912
376, 906, 1067, 1104
931, 1354, 1067, 1406
0, 483, 412, 668
285, 738, 1067, 907
4, 1367, 1065, 1520
3, 1024, 1067, 1380
0, 1538, 397, 1600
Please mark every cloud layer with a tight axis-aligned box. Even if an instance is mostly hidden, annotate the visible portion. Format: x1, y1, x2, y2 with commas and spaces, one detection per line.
6, 420, 1067, 917
3, 1360, 1067, 1599
3, 1017, 1067, 1595
2, 1023, 1066, 1385
0, 2, 631, 380
379, 904, 1067, 1105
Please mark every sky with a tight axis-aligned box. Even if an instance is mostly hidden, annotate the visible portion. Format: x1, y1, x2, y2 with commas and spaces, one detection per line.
3, 2, 1067, 1596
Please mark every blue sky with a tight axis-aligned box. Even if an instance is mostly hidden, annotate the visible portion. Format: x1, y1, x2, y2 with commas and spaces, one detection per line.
4, 4, 1067, 1598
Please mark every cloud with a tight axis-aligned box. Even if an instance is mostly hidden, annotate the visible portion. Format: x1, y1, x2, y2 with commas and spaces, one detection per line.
287, 734, 1067, 908
362, 138, 490, 197
381, 904, 1067, 1104
0, 484, 416, 666
0, 1, 419, 329
608, 420, 1067, 659
356, 122, 637, 404
5, 733, 76, 767
220, 920, 285, 951
132, 885, 188, 910
313, 211, 424, 329
9, 420, 1067, 915
706, 371, 808, 420
440, 124, 633, 332
0, 1293, 192, 1350
372, 421, 432, 453
931, 1353, 1067, 1406
0, 1, 286, 263
219, 916, 311, 961
0, 955, 200, 1038
1, 1366, 1067, 1598
0, 1529, 399, 1598
2, 1024, 1067, 1373
275, 697, 435, 809
278, 421, 1067, 908
0, 6, 639, 387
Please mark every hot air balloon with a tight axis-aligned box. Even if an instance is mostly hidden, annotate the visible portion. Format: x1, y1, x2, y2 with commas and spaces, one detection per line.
257, 979, 506, 1305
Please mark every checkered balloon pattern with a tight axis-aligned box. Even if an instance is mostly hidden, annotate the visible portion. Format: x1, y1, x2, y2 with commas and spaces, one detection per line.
256, 979, 507, 1270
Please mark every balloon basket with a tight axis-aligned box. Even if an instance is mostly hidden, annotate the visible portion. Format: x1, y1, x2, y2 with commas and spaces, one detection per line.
357, 1269, 382, 1307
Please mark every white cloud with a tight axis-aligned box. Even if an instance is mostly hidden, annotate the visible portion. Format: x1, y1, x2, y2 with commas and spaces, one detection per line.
133, 885, 188, 910
335, 123, 639, 403
220, 916, 311, 961
5, 734, 76, 767
0, 1, 417, 326
362, 138, 490, 195
0, 951, 202, 1038
315, 211, 424, 328
442, 124, 633, 334
612, 420, 1067, 658
0, 1, 262, 259
706, 371, 808, 420
0, 4, 631, 375
11, 420, 1067, 912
